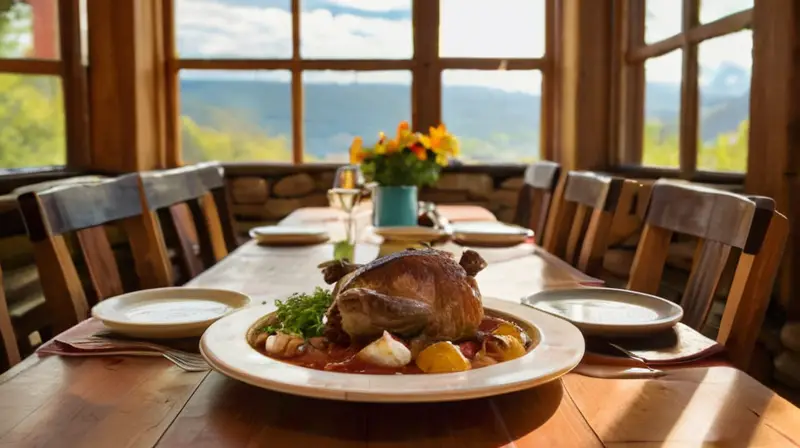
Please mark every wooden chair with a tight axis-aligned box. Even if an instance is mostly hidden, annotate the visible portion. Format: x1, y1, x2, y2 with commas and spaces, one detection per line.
513, 161, 560, 240
626, 180, 771, 332
17, 174, 173, 333
140, 163, 236, 283
0, 265, 21, 371
541, 171, 631, 276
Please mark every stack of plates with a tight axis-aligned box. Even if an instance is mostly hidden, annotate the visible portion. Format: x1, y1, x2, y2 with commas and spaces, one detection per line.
451, 222, 533, 247
249, 226, 330, 246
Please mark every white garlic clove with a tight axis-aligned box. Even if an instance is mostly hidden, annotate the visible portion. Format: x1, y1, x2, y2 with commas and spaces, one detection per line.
357, 331, 412, 368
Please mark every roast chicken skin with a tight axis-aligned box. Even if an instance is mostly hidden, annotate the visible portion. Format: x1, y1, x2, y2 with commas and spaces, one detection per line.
320, 249, 487, 344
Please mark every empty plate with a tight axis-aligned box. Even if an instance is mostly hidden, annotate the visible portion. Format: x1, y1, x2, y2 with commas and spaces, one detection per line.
451, 222, 533, 247
249, 226, 330, 246
522, 287, 683, 336
92, 287, 251, 338
374, 226, 449, 243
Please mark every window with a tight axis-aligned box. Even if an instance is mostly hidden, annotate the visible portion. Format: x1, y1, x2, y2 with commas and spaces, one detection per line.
617, 0, 752, 177
442, 70, 542, 164
697, 30, 751, 172
0, 0, 69, 170
171, 0, 550, 165
643, 50, 681, 168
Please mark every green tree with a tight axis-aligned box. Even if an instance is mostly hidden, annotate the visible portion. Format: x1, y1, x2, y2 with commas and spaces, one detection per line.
181, 115, 292, 163
0, 2, 65, 169
642, 118, 748, 172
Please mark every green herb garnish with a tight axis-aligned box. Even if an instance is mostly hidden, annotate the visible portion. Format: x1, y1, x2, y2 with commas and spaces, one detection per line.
263, 287, 333, 339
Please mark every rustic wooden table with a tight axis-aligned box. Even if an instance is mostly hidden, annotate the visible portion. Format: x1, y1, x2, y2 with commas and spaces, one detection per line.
0, 207, 798, 447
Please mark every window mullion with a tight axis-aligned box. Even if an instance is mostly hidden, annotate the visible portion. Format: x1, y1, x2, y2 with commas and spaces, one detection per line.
291, 0, 303, 164
411, 0, 440, 132
679, 0, 699, 178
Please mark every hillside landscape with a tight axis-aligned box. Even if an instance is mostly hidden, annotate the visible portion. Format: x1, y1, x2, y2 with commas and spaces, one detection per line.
180, 61, 750, 168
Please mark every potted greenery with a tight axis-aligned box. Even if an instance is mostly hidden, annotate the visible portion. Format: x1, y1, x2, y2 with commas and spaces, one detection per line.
350, 121, 459, 227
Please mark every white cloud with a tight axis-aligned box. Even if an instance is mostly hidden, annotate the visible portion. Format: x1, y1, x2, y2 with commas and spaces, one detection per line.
176, 0, 751, 93
322, 0, 409, 12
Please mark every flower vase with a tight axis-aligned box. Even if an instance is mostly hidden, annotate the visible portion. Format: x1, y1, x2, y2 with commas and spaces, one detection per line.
374, 185, 418, 227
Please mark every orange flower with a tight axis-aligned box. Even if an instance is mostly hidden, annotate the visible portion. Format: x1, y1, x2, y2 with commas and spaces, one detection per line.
409, 143, 427, 161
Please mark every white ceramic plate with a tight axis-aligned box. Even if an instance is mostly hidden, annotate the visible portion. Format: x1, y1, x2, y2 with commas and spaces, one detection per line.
200, 297, 584, 403
522, 287, 683, 337
451, 222, 533, 247
92, 287, 251, 339
373, 226, 449, 243
249, 226, 330, 246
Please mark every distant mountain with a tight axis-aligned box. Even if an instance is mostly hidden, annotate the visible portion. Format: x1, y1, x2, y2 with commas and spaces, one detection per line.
180, 64, 750, 159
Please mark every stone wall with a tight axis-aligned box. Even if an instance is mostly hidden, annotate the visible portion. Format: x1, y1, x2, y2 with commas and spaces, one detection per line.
224, 164, 526, 234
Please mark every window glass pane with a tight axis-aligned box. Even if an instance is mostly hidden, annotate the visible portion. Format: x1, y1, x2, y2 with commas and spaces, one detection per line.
301, 0, 411, 59
645, 0, 681, 44
0, 0, 60, 59
175, 0, 291, 59
643, 50, 682, 168
303, 70, 410, 163
442, 70, 541, 164
700, 0, 752, 24
179, 70, 292, 163
0, 74, 65, 168
697, 30, 751, 172
440, 0, 545, 58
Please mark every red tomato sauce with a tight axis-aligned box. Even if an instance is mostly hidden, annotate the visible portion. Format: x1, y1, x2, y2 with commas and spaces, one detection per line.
258, 316, 525, 375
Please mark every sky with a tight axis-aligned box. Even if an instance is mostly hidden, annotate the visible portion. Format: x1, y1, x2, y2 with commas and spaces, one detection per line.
172, 0, 753, 93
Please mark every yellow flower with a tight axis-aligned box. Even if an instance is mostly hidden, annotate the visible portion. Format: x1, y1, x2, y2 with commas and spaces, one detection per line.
435, 152, 449, 166
386, 139, 400, 153
396, 121, 410, 140
349, 136, 364, 164
429, 124, 459, 156
374, 142, 387, 155
417, 134, 432, 149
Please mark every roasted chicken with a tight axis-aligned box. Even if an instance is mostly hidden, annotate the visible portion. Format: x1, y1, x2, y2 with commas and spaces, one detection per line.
320, 249, 487, 344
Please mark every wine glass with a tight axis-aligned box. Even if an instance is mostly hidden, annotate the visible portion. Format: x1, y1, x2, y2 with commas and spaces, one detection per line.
327, 165, 365, 244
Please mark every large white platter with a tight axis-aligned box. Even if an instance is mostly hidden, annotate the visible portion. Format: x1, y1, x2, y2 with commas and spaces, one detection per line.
523, 287, 683, 337
92, 287, 251, 339
200, 296, 584, 403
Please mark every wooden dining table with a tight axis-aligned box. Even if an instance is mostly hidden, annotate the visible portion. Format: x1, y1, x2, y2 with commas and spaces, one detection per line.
1, 206, 799, 447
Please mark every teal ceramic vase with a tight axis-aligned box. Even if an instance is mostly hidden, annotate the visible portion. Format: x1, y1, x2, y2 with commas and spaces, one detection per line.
374, 185, 418, 227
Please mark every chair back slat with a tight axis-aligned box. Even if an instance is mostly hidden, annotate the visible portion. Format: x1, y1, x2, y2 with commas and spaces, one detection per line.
644, 180, 755, 247
514, 161, 561, 240
76, 226, 125, 300
680, 239, 733, 328
627, 180, 757, 331
0, 266, 21, 369
190, 194, 229, 264
158, 206, 204, 282
29, 175, 143, 238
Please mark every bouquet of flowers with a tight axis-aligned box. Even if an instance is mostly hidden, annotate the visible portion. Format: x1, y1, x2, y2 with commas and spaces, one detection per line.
349, 121, 459, 187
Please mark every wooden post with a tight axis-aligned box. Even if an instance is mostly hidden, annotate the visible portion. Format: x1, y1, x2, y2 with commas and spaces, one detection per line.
746, 0, 800, 317
556, 0, 614, 171
412, 0, 440, 132
86, 0, 168, 173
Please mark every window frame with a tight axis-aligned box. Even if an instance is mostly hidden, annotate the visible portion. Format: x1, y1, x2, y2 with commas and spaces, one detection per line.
164, 0, 555, 165
615, 0, 752, 180
0, 0, 88, 171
